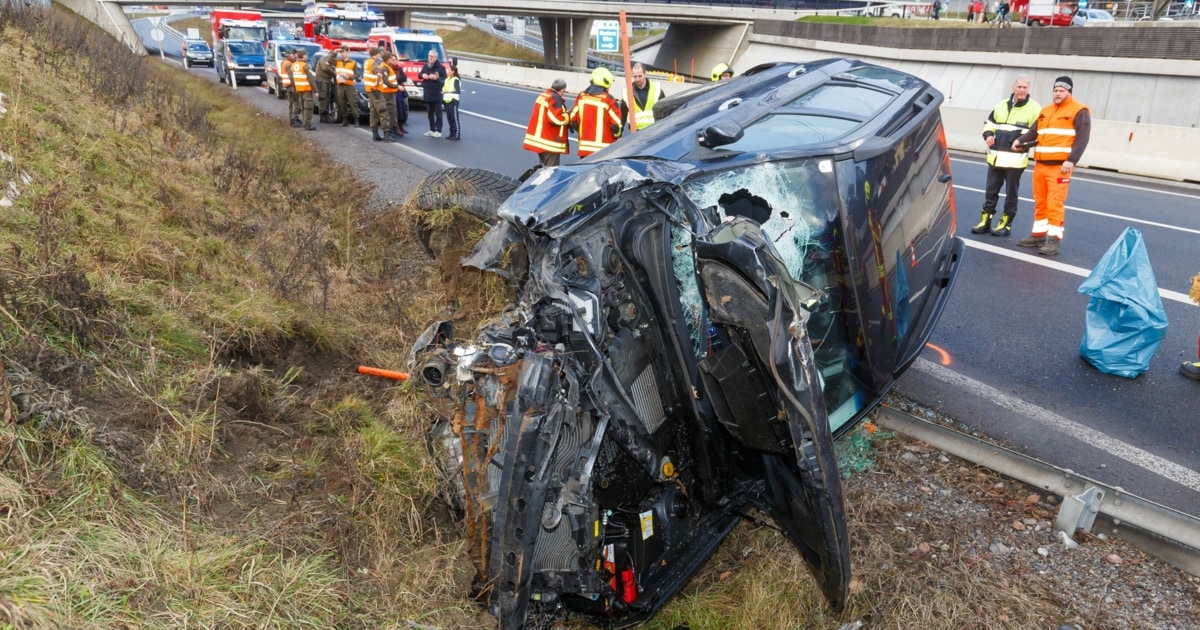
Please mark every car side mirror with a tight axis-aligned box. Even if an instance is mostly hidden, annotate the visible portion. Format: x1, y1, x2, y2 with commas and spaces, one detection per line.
697, 122, 744, 148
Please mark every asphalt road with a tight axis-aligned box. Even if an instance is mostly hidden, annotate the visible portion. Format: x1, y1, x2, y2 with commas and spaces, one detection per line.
145, 21, 1200, 519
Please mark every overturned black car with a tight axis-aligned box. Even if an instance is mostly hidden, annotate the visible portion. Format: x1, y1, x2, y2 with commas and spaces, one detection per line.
410, 57, 963, 628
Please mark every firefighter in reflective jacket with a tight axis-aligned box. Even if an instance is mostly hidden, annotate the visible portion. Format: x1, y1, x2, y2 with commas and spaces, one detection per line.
621, 63, 665, 131
1012, 75, 1090, 257
569, 68, 624, 158
523, 78, 570, 168
972, 74, 1040, 237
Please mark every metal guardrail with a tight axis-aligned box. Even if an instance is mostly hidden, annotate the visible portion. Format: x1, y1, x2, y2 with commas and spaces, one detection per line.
876, 405, 1200, 577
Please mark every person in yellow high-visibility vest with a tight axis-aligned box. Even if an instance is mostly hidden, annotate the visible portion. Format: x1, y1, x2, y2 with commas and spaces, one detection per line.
621, 63, 665, 131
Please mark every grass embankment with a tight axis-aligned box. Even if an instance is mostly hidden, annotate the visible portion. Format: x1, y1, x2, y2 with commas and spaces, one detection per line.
0, 5, 495, 628
438, 25, 543, 64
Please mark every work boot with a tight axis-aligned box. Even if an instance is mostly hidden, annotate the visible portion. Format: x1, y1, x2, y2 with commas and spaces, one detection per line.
307, 124, 317, 131
290, 119, 302, 127
1181, 361, 1200, 381
1017, 233, 1047, 248
384, 132, 402, 143
991, 214, 1014, 236
372, 127, 383, 142
341, 120, 351, 127
398, 124, 407, 134
1038, 236, 1061, 256
971, 210, 994, 234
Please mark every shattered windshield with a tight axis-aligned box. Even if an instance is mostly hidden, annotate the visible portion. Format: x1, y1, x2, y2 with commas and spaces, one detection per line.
683, 158, 870, 431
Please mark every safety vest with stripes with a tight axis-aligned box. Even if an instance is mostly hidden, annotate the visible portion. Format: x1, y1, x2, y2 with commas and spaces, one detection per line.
291, 61, 311, 93
1033, 97, 1088, 164
625, 80, 661, 130
570, 90, 623, 157
523, 89, 569, 154
280, 58, 293, 88
363, 57, 380, 93
334, 58, 357, 86
443, 76, 461, 104
982, 95, 1039, 169
378, 62, 398, 94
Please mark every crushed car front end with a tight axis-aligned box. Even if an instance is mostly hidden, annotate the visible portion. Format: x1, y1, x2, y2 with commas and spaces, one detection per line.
412, 57, 962, 628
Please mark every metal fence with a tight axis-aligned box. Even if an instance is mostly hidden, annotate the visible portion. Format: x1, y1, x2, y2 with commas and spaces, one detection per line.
753, 18, 1200, 59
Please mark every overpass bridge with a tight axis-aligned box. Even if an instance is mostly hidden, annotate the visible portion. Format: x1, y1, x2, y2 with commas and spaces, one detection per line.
74, 0, 833, 83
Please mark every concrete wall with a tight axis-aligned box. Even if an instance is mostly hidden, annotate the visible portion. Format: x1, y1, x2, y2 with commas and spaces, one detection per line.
58, 0, 144, 55
460, 48, 1200, 183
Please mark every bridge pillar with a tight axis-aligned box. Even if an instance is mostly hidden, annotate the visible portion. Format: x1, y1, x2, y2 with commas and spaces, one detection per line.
570, 18, 592, 70
381, 10, 411, 30
59, 0, 144, 54
653, 23, 752, 83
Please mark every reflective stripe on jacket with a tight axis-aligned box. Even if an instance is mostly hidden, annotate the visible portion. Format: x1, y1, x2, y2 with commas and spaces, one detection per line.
983, 95, 1039, 169
291, 61, 311, 92
570, 90, 623, 157
1033, 98, 1088, 164
523, 89, 569, 154
443, 76, 461, 104
363, 57, 380, 92
280, 59, 293, 88
625, 80, 661, 130
378, 63, 398, 94
334, 59, 357, 85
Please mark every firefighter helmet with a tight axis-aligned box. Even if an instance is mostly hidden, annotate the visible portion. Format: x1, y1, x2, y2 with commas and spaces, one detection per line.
711, 63, 734, 82
590, 67, 615, 89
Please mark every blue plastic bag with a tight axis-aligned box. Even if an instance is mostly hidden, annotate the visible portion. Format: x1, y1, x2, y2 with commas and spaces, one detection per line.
1077, 228, 1168, 378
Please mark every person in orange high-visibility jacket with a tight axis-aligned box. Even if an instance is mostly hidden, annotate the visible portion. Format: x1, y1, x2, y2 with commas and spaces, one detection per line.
289, 50, 316, 131
332, 46, 359, 127
280, 50, 298, 126
569, 68, 624, 158
1011, 75, 1090, 257
363, 47, 386, 142
523, 78, 570, 168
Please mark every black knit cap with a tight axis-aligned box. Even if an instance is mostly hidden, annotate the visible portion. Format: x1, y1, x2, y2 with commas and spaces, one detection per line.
1054, 76, 1073, 92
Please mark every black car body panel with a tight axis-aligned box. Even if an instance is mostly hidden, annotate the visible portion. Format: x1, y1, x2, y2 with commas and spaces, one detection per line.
413, 57, 961, 628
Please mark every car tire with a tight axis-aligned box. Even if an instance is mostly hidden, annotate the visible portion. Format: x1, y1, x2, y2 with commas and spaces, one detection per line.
410, 167, 520, 261
183, 57, 189, 69
267, 78, 275, 95
410, 167, 519, 223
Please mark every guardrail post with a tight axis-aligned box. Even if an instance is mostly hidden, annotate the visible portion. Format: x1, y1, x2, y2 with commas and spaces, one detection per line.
1054, 484, 1105, 534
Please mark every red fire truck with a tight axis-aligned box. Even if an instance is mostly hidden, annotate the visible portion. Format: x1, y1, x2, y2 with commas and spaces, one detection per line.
303, 3, 387, 51
210, 9, 267, 47
1011, 0, 1079, 25
366, 27, 451, 104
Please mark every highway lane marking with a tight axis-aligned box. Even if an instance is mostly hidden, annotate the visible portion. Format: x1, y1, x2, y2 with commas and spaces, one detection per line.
960, 239, 1193, 306
951, 156, 1200, 200
913, 357, 1200, 493
461, 109, 578, 148
954, 183, 1200, 236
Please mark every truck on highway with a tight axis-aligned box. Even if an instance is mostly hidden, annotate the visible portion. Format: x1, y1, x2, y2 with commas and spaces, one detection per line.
1011, 0, 1079, 25
211, 9, 268, 47
366, 27, 450, 103
304, 3, 386, 51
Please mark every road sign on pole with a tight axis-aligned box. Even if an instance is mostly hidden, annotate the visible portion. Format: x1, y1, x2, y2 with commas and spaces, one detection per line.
596, 28, 618, 52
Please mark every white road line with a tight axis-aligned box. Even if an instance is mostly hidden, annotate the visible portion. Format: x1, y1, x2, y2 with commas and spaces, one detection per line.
461, 109, 576, 147
912, 358, 1200, 493
951, 156, 1200, 200
954, 184, 1200, 236
960, 239, 1193, 305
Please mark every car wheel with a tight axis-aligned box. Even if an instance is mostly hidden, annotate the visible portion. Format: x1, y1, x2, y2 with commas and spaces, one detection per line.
183, 57, 189, 69
410, 167, 519, 223
327, 100, 340, 124
410, 167, 520, 261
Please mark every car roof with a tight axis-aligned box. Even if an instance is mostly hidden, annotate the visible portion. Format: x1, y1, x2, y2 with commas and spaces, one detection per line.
602, 58, 937, 164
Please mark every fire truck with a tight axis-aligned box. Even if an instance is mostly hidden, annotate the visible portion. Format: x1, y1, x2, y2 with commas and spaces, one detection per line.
1011, 0, 1079, 25
210, 9, 268, 47
304, 3, 387, 51
366, 27, 450, 104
